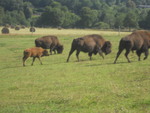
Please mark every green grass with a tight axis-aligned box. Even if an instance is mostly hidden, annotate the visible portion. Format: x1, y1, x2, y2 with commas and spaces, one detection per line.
0, 29, 150, 113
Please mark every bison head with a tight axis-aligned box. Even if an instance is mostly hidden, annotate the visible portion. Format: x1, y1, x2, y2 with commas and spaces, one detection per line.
42, 49, 49, 56
57, 45, 64, 54
102, 41, 112, 55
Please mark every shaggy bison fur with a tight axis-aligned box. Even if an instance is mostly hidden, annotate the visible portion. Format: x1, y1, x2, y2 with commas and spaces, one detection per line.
23, 47, 49, 66
114, 30, 150, 63
67, 34, 112, 62
35, 35, 64, 55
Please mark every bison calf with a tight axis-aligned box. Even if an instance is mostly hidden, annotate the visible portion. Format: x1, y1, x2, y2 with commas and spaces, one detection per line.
114, 30, 150, 64
23, 47, 49, 66
67, 34, 112, 62
35, 35, 64, 55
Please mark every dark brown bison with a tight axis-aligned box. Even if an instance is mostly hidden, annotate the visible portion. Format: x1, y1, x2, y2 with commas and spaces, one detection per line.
67, 34, 112, 62
114, 30, 150, 64
23, 47, 49, 66
35, 35, 64, 55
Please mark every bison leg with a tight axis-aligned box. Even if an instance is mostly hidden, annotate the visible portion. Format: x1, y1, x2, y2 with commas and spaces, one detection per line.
54, 50, 56, 54
125, 49, 131, 63
98, 49, 104, 59
23, 56, 28, 66
31, 57, 36, 66
88, 53, 92, 60
50, 46, 56, 55
66, 49, 76, 62
114, 48, 124, 64
136, 50, 142, 61
37, 57, 43, 65
76, 50, 80, 62
143, 49, 149, 60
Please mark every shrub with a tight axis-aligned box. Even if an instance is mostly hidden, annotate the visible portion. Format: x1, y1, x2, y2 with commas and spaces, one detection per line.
94, 22, 110, 29
1, 27, 9, 34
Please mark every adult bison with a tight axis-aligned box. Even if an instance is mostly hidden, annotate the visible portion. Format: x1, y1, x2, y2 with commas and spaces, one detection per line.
35, 35, 64, 55
66, 34, 112, 62
114, 30, 150, 64
23, 47, 49, 66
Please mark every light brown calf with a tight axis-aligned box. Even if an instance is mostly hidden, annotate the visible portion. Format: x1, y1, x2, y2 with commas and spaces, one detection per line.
23, 47, 49, 66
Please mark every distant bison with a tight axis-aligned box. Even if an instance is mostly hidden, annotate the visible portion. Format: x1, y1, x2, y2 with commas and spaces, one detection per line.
67, 34, 112, 62
35, 35, 64, 55
23, 47, 49, 66
114, 30, 150, 64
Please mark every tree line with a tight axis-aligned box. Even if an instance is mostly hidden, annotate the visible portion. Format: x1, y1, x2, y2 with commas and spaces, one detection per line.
0, 0, 150, 30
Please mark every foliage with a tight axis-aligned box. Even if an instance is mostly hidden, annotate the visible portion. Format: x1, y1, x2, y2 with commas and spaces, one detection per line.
123, 10, 139, 31
94, 22, 110, 29
79, 7, 98, 28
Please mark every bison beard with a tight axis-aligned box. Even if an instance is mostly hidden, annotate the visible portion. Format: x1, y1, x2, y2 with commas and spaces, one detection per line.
66, 34, 112, 62
114, 30, 150, 64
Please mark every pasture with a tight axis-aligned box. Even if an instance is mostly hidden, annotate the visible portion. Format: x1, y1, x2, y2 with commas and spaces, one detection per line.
0, 28, 150, 113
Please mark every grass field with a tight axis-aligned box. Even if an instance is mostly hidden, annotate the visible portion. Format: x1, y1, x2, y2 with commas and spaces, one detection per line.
0, 28, 150, 113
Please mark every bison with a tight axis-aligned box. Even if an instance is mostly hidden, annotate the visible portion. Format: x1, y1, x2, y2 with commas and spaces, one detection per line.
66, 34, 112, 62
35, 35, 64, 55
23, 47, 49, 66
114, 30, 150, 64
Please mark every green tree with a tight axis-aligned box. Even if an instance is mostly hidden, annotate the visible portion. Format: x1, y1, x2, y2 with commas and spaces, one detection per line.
126, 0, 136, 8
62, 12, 80, 28
23, 0, 40, 7
37, 6, 65, 27
79, 7, 98, 28
80, 0, 93, 8
39, 0, 53, 7
2, 10, 28, 26
100, 7, 116, 28
114, 13, 126, 28
143, 10, 150, 29
123, 11, 138, 31
23, 2, 33, 19
0, 7, 4, 25
0, 0, 23, 11
94, 22, 110, 29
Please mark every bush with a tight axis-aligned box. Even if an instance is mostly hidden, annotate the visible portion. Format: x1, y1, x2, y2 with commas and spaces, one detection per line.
94, 22, 110, 29
1, 27, 9, 34
30, 27, 36, 32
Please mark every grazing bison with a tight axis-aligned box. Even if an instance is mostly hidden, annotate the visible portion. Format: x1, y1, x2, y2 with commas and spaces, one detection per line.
23, 47, 49, 66
35, 35, 64, 55
114, 30, 150, 64
67, 34, 112, 62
